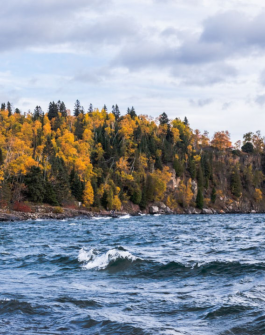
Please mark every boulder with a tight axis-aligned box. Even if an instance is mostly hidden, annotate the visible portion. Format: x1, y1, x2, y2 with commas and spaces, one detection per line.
202, 208, 213, 214
149, 206, 160, 214
165, 206, 173, 214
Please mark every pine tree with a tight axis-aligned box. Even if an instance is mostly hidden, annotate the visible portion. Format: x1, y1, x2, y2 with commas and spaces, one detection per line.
231, 168, 242, 198
59, 101, 67, 117
24, 167, 45, 203
196, 188, 204, 209
88, 103, 93, 113
74, 100, 81, 117
139, 180, 147, 209
47, 101, 58, 120
0, 103, 5, 111
197, 165, 204, 188
7, 102, 12, 116
173, 158, 184, 177
44, 182, 59, 206
112, 105, 120, 120
184, 116, 189, 126
14, 108, 21, 114
211, 187, 216, 204
127, 106, 137, 119
33, 106, 42, 120
159, 112, 169, 125
146, 174, 155, 202
0, 148, 3, 166
188, 158, 196, 179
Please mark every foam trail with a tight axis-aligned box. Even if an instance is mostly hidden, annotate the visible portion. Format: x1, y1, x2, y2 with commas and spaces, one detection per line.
119, 214, 131, 219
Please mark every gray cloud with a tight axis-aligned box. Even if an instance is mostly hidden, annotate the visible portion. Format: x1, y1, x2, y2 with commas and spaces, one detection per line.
255, 94, 265, 106
189, 98, 213, 107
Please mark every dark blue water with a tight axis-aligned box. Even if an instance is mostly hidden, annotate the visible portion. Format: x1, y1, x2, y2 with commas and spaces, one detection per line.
1, 214, 265, 334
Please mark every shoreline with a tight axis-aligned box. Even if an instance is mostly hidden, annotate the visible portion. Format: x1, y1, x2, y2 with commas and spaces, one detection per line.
0, 207, 263, 222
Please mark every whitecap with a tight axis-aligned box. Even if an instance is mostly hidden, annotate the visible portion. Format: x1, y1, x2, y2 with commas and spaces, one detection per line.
154, 214, 161, 216
92, 216, 112, 220
69, 223, 77, 226
119, 214, 131, 219
78, 248, 139, 270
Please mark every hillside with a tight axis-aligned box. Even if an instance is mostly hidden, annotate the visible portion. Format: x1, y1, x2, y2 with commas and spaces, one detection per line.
0, 101, 264, 214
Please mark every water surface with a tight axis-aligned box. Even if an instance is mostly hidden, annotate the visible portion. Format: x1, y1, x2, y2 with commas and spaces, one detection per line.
1, 214, 265, 334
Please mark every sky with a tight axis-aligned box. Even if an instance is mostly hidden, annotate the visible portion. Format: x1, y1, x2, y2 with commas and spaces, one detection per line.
1, 0, 265, 141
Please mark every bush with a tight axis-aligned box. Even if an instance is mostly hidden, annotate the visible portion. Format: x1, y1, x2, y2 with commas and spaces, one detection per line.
13, 202, 32, 213
53, 206, 63, 214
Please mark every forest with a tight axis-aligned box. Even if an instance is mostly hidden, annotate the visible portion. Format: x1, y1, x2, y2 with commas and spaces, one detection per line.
0, 100, 264, 213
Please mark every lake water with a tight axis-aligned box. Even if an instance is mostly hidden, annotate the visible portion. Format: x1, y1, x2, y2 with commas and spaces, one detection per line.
1, 214, 265, 334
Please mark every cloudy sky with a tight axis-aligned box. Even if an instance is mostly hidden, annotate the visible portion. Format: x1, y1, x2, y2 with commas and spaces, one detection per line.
1, 0, 265, 141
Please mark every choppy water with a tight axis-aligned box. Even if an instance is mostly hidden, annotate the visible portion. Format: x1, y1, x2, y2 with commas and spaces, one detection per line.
1, 214, 265, 334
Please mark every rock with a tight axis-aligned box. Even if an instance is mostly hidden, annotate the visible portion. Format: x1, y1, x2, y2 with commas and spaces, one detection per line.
250, 210, 256, 214
191, 180, 198, 199
219, 210, 225, 214
186, 207, 196, 214
149, 206, 160, 214
202, 208, 213, 214
165, 206, 173, 214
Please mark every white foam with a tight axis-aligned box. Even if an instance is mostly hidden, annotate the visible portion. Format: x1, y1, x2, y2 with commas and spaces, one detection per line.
154, 214, 161, 216
78, 248, 139, 270
69, 223, 77, 226
119, 214, 131, 219
92, 216, 112, 220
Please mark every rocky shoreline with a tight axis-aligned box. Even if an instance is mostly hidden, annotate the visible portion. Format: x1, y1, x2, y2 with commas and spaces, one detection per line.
0, 202, 262, 222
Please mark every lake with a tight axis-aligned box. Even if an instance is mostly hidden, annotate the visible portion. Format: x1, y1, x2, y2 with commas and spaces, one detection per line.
1, 214, 265, 334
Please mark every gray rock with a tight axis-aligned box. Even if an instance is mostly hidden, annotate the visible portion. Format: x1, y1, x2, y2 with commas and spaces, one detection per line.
202, 208, 213, 214
149, 206, 160, 214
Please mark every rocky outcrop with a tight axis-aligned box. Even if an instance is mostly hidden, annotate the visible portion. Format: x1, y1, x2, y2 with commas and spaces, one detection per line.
149, 203, 174, 214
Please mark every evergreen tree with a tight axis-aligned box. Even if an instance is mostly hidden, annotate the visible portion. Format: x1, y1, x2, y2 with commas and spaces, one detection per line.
127, 106, 137, 119
188, 158, 196, 179
173, 158, 184, 177
184, 116, 189, 126
70, 168, 83, 202
231, 168, 242, 198
211, 187, 216, 204
14, 108, 21, 114
74, 100, 81, 117
0, 148, 3, 166
139, 180, 147, 210
103, 104, 107, 112
242, 142, 254, 153
112, 104, 120, 120
24, 167, 45, 203
1, 103, 5, 111
7, 102, 12, 116
88, 103, 93, 113
131, 186, 142, 204
159, 112, 169, 125
196, 188, 204, 209
197, 165, 204, 188
59, 101, 67, 117
33, 106, 42, 120
146, 174, 155, 202
47, 101, 58, 120
44, 182, 59, 206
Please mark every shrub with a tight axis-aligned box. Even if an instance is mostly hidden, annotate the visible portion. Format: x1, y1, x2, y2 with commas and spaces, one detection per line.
13, 202, 32, 213
53, 206, 63, 214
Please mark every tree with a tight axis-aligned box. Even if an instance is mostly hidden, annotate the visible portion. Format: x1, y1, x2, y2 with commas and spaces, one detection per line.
59, 101, 67, 117
7, 101, 12, 116
242, 142, 254, 153
48, 101, 58, 120
231, 167, 242, 198
184, 116, 189, 126
0, 149, 3, 166
88, 103, 93, 113
83, 181, 94, 207
74, 100, 81, 117
211, 131, 232, 151
1, 103, 5, 111
196, 188, 204, 209
112, 104, 120, 120
14, 108, 21, 114
44, 182, 58, 206
173, 158, 184, 177
33, 106, 43, 120
24, 167, 45, 203
127, 107, 137, 119
159, 112, 169, 125
211, 187, 216, 204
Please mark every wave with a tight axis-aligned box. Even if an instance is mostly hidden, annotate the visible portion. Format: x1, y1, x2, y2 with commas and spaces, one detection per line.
0, 299, 49, 315
118, 214, 131, 219
78, 247, 141, 271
